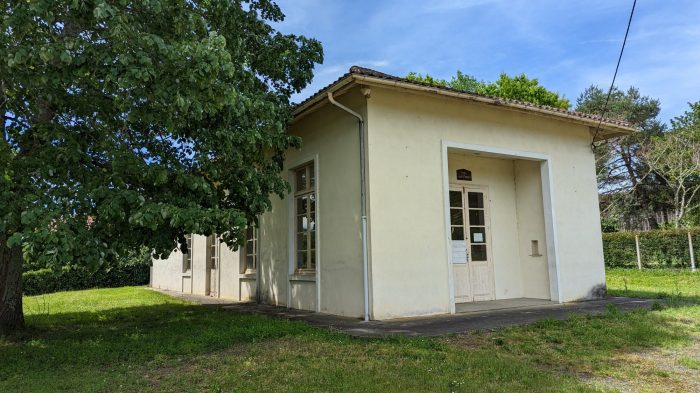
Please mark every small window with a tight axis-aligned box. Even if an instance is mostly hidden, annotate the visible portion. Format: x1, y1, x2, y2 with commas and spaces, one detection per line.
294, 163, 316, 271
182, 234, 192, 273
207, 235, 219, 269
244, 225, 258, 271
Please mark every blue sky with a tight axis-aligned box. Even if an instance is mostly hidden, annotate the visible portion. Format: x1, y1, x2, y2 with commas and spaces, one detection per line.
275, 0, 700, 122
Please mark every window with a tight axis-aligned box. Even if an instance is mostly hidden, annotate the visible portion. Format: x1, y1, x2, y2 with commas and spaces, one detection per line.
244, 225, 258, 271
207, 235, 219, 269
182, 234, 192, 273
294, 163, 316, 271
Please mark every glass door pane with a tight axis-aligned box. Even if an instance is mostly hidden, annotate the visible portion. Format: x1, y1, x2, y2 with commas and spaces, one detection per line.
466, 191, 487, 262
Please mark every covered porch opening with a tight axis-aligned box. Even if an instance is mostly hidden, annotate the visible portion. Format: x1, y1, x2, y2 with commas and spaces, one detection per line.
442, 141, 562, 314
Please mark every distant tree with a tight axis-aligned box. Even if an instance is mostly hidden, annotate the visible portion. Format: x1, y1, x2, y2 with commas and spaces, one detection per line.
641, 102, 700, 228
406, 71, 569, 109
406, 72, 450, 88
0, 0, 322, 332
479, 73, 570, 109
576, 86, 670, 230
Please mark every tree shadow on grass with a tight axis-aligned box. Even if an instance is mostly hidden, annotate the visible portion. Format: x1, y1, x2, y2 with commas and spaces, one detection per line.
1, 301, 593, 393
0, 302, 319, 389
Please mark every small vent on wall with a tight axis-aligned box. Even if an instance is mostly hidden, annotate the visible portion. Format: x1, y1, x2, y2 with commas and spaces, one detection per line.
531, 240, 542, 257
456, 169, 472, 181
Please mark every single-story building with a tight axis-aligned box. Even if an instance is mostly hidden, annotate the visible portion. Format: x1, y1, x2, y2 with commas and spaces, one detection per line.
151, 66, 634, 320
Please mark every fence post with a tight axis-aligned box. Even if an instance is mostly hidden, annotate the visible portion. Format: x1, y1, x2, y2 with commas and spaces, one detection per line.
635, 234, 642, 270
689, 231, 696, 273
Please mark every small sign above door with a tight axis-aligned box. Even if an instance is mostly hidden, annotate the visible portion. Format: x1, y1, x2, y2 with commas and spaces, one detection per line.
456, 169, 472, 181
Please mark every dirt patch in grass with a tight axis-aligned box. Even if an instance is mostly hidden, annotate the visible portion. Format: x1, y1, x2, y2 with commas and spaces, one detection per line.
584, 335, 700, 393
445, 307, 700, 393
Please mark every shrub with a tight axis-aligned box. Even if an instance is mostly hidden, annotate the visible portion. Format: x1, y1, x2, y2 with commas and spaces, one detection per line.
23, 248, 151, 295
602, 228, 700, 268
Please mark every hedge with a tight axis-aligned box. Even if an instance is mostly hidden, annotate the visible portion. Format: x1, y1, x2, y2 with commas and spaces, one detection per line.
22, 248, 151, 296
602, 227, 700, 268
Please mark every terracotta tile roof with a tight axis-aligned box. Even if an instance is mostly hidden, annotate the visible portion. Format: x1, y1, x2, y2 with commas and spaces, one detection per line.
294, 65, 634, 132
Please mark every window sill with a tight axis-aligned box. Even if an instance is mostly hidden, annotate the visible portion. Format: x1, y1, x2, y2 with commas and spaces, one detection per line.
182, 271, 192, 277
529, 254, 543, 257
239, 271, 257, 279
289, 272, 316, 282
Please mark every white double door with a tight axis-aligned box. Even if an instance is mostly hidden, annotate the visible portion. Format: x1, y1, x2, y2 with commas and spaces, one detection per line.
450, 186, 495, 302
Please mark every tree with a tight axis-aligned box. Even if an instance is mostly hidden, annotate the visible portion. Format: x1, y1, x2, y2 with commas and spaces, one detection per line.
641, 102, 700, 227
1, 0, 322, 332
479, 73, 570, 109
575, 86, 669, 230
406, 71, 570, 109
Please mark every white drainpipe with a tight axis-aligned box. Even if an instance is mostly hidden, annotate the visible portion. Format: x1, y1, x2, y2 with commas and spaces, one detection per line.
327, 91, 370, 322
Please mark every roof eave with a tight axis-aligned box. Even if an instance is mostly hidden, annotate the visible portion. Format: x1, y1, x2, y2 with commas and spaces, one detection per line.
293, 73, 637, 138
291, 74, 356, 123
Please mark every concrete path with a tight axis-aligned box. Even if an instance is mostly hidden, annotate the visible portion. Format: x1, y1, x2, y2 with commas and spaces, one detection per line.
153, 288, 657, 338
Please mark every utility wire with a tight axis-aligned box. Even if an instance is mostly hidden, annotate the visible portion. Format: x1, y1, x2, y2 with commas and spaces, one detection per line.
591, 0, 637, 152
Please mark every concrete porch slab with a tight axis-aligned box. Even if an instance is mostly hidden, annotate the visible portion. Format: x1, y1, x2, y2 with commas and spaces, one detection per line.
455, 298, 556, 313
151, 288, 657, 338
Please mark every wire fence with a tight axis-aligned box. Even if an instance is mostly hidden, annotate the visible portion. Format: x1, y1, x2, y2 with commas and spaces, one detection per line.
602, 228, 699, 270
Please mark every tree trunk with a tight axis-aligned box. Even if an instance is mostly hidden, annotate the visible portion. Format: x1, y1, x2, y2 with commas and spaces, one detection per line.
0, 233, 24, 334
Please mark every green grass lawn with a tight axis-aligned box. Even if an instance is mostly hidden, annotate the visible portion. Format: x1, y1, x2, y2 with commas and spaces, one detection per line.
2, 269, 699, 392
606, 268, 700, 302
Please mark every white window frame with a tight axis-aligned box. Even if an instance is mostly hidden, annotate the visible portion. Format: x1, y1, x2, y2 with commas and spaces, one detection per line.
182, 234, 192, 274
206, 235, 219, 270
293, 162, 317, 273
241, 225, 258, 273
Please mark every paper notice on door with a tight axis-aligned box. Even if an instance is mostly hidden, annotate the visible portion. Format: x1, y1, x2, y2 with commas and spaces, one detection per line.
473, 233, 484, 243
451, 240, 467, 264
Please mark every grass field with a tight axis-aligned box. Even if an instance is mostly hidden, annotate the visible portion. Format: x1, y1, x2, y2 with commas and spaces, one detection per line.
606, 268, 700, 302
1, 269, 699, 392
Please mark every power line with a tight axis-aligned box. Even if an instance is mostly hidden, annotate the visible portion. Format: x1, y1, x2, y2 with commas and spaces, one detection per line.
591, 0, 637, 152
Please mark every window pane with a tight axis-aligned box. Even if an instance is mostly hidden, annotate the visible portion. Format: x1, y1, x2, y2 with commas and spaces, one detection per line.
297, 251, 307, 269
246, 239, 254, 255
471, 244, 487, 261
467, 192, 484, 209
296, 215, 306, 232
296, 196, 308, 214
296, 168, 307, 191
246, 226, 254, 241
296, 232, 307, 251
309, 165, 315, 188
449, 191, 462, 208
468, 209, 485, 226
309, 249, 316, 269
246, 255, 254, 270
310, 230, 316, 249
450, 209, 463, 226
451, 226, 464, 241
470, 227, 486, 244
309, 212, 316, 231
309, 193, 316, 212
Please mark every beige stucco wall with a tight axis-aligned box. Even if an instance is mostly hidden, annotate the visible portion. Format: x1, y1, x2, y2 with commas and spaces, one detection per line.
366, 86, 605, 319
257, 88, 366, 317
150, 248, 184, 292
150, 236, 256, 302
514, 160, 551, 299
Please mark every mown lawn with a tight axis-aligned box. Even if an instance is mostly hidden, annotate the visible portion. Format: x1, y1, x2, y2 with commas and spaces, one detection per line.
606, 267, 700, 302
1, 269, 699, 392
